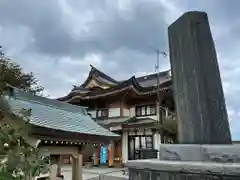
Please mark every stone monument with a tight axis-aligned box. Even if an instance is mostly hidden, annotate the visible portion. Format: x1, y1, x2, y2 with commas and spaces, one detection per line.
168, 11, 232, 144
127, 11, 240, 180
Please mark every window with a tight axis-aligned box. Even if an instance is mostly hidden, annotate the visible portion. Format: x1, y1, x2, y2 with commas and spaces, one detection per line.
135, 104, 156, 117
146, 136, 153, 149
150, 105, 156, 115
135, 137, 140, 149
101, 109, 108, 117
141, 137, 146, 149
136, 107, 142, 116
96, 109, 109, 118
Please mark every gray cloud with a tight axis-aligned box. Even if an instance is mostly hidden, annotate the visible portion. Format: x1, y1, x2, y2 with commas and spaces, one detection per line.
0, 0, 240, 139
0, 0, 168, 58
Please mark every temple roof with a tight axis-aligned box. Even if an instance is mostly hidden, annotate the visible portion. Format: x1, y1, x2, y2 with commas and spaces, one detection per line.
136, 70, 171, 87
3, 88, 119, 140
57, 65, 171, 101
59, 77, 171, 101
80, 65, 119, 88
76, 65, 170, 89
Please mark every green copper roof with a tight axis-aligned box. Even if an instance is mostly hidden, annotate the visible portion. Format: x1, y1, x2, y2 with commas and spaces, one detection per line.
96, 117, 132, 126
4, 89, 119, 138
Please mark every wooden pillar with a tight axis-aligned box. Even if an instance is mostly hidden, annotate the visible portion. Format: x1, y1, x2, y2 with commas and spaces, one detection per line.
72, 147, 83, 180
108, 141, 114, 167
78, 154, 83, 180
72, 156, 76, 180
56, 155, 62, 176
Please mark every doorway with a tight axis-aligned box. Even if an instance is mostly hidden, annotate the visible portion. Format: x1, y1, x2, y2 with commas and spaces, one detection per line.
128, 135, 153, 160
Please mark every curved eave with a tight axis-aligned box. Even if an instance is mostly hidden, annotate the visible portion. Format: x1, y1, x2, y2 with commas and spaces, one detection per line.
30, 124, 120, 143
59, 79, 172, 102
65, 84, 171, 102
57, 76, 141, 101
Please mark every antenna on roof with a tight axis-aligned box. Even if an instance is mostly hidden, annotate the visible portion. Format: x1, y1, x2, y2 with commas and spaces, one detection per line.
149, 46, 168, 144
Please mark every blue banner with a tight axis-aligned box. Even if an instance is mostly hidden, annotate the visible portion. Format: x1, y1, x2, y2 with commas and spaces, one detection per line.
100, 146, 107, 164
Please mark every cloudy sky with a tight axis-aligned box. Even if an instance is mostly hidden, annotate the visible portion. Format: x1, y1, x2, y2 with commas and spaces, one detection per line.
0, 0, 239, 140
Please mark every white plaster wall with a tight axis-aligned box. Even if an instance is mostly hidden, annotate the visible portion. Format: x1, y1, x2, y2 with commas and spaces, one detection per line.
109, 108, 120, 117
130, 107, 135, 117
122, 131, 128, 164
123, 108, 130, 117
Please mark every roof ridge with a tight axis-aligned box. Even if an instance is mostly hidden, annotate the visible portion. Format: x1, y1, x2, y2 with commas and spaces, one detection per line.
90, 65, 119, 83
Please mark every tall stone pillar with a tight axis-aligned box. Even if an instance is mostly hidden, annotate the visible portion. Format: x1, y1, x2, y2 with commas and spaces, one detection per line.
168, 11, 232, 144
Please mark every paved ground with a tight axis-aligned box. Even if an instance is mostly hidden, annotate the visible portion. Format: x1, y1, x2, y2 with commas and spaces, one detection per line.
61, 165, 128, 180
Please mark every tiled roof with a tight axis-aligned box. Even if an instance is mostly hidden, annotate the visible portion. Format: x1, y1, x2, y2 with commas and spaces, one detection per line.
4, 89, 119, 138
57, 67, 172, 101
80, 65, 170, 88
95, 116, 157, 127
137, 72, 171, 87
95, 117, 132, 126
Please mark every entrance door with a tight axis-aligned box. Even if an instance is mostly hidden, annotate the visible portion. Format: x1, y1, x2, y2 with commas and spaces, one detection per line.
128, 136, 135, 160
128, 135, 153, 160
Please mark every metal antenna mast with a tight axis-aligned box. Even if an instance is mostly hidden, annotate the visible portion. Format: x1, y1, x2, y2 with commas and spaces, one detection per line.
153, 49, 167, 143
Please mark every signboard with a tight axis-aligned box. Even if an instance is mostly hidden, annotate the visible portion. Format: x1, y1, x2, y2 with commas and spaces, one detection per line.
100, 146, 108, 164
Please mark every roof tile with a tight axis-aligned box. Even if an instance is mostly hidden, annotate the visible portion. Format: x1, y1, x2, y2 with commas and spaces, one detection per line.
5, 89, 119, 138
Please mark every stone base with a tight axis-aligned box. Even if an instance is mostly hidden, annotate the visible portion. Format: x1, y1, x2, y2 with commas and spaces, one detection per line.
159, 144, 240, 163
127, 159, 240, 180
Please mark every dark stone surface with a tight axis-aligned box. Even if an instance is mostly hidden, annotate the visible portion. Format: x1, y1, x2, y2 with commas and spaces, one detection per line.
129, 168, 240, 180
168, 11, 232, 144
159, 144, 240, 163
